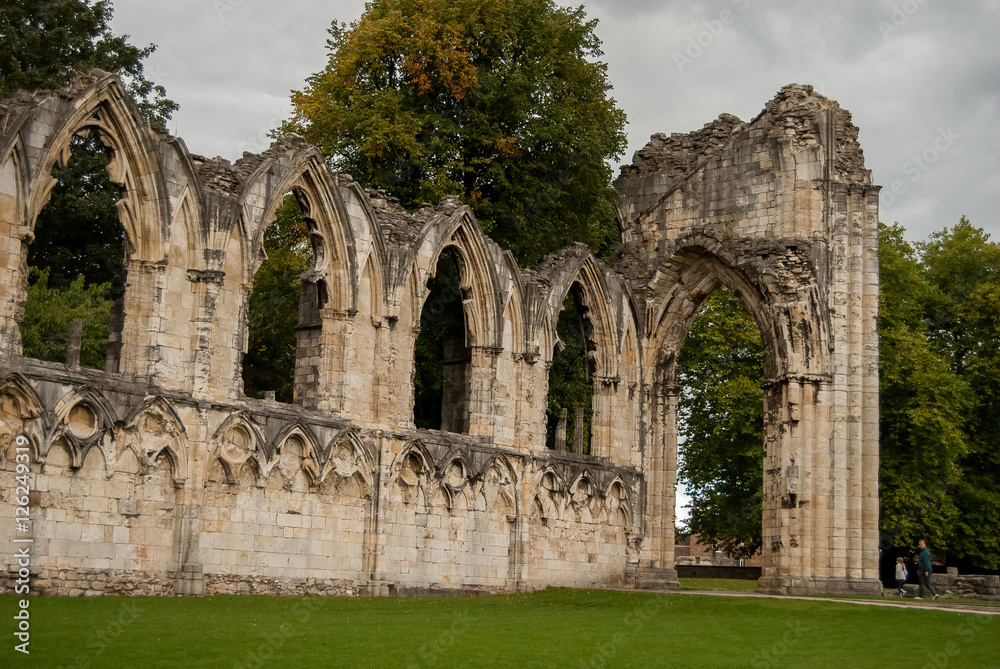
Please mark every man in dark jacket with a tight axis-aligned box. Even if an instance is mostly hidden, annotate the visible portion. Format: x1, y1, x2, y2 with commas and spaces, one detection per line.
915, 539, 939, 600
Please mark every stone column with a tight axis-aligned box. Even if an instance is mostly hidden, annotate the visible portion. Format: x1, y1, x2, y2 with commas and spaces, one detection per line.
361, 435, 382, 590
635, 382, 680, 589
572, 407, 585, 455
591, 375, 619, 458
311, 306, 356, 413
65, 318, 83, 368
119, 258, 168, 384
513, 352, 545, 450
370, 317, 396, 426
294, 281, 323, 409
174, 484, 204, 596
467, 345, 503, 437
0, 158, 28, 361
366, 431, 394, 596
439, 337, 471, 433
758, 377, 813, 593
187, 270, 225, 400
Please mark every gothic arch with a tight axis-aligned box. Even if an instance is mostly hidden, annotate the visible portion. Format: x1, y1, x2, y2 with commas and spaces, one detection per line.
0, 374, 44, 461
482, 457, 518, 518
645, 246, 773, 384
0, 138, 29, 234
540, 249, 620, 381
19, 75, 170, 262
237, 141, 358, 314
207, 411, 267, 484
120, 396, 188, 484
0, 73, 173, 375
501, 286, 527, 359
270, 422, 323, 486
323, 430, 376, 490
644, 232, 832, 385
49, 386, 118, 468
168, 188, 203, 272
531, 469, 564, 522
439, 451, 473, 492
604, 479, 634, 529
358, 253, 386, 323
390, 442, 434, 508
0, 374, 43, 420
412, 209, 503, 349
392, 441, 434, 477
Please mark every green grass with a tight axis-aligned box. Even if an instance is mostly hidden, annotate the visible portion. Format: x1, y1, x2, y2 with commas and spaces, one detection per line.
679, 577, 759, 591
2, 589, 997, 668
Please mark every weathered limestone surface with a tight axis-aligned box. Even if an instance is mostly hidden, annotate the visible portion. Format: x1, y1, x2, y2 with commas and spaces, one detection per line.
0, 73, 880, 596
615, 84, 881, 595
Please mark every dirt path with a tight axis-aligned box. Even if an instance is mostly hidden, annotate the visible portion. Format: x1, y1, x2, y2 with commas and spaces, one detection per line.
663, 589, 1000, 615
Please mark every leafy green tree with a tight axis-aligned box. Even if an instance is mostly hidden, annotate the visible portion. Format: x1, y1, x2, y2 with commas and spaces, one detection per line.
243, 196, 312, 403
677, 287, 765, 559
0, 0, 176, 128
917, 219, 1000, 569
20, 268, 113, 370
286, 0, 627, 267
28, 133, 126, 297
877, 222, 971, 554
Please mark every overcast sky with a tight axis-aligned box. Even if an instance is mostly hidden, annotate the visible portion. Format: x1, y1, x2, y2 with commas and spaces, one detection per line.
110, 0, 998, 245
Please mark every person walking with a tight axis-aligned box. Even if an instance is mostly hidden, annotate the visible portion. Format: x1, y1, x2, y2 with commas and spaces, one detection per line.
894, 557, 908, 597
914, 539, 939, 600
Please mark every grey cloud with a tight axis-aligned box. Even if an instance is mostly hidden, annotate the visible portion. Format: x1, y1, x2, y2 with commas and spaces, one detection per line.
109, 0, 998, 242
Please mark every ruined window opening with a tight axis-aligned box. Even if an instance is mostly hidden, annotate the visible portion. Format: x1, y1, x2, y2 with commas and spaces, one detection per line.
20, 130, 126, 371
242, 192, 318, 404
546, 283, 593, 454
413, 248, 469, 432
676, 285, 765, 562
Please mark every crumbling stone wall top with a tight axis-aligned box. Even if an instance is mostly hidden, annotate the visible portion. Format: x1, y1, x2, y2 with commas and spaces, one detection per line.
366, 189, 442, 246
619, 113, 744, 179
762, 84, 868, 183
618, 84, 869, 186
190, 154, 242, 195
533, 242, 592, 277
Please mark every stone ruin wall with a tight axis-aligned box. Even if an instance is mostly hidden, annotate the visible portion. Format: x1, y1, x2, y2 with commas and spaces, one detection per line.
614, 84, 881, 594
0, 72, 880, 597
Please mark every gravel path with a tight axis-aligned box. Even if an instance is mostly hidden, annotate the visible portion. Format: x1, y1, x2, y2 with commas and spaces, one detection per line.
662, 589, 1000, 615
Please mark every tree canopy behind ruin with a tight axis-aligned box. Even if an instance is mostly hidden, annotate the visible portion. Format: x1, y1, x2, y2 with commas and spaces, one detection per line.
677, 287, 765, 560
284, 0, 627, 267
678, 219, 1000, 569
1, 0, 175, 369
0, 0, 176, 128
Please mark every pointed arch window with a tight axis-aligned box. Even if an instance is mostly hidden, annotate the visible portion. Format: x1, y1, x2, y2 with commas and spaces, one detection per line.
242, 192, 321, 403
413, 248, 470, 432
20, 130, 126, 371
546, 283, 593, 454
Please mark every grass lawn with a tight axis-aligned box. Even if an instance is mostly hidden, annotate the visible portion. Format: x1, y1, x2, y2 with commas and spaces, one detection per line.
2, 588, 997, 668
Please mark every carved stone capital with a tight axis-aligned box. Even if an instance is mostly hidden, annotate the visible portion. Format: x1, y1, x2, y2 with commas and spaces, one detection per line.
186, 269, 225, 284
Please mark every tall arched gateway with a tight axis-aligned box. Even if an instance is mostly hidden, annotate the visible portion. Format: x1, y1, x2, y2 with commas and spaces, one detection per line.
0, 75, 878, 597
616, 85, 880, 595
